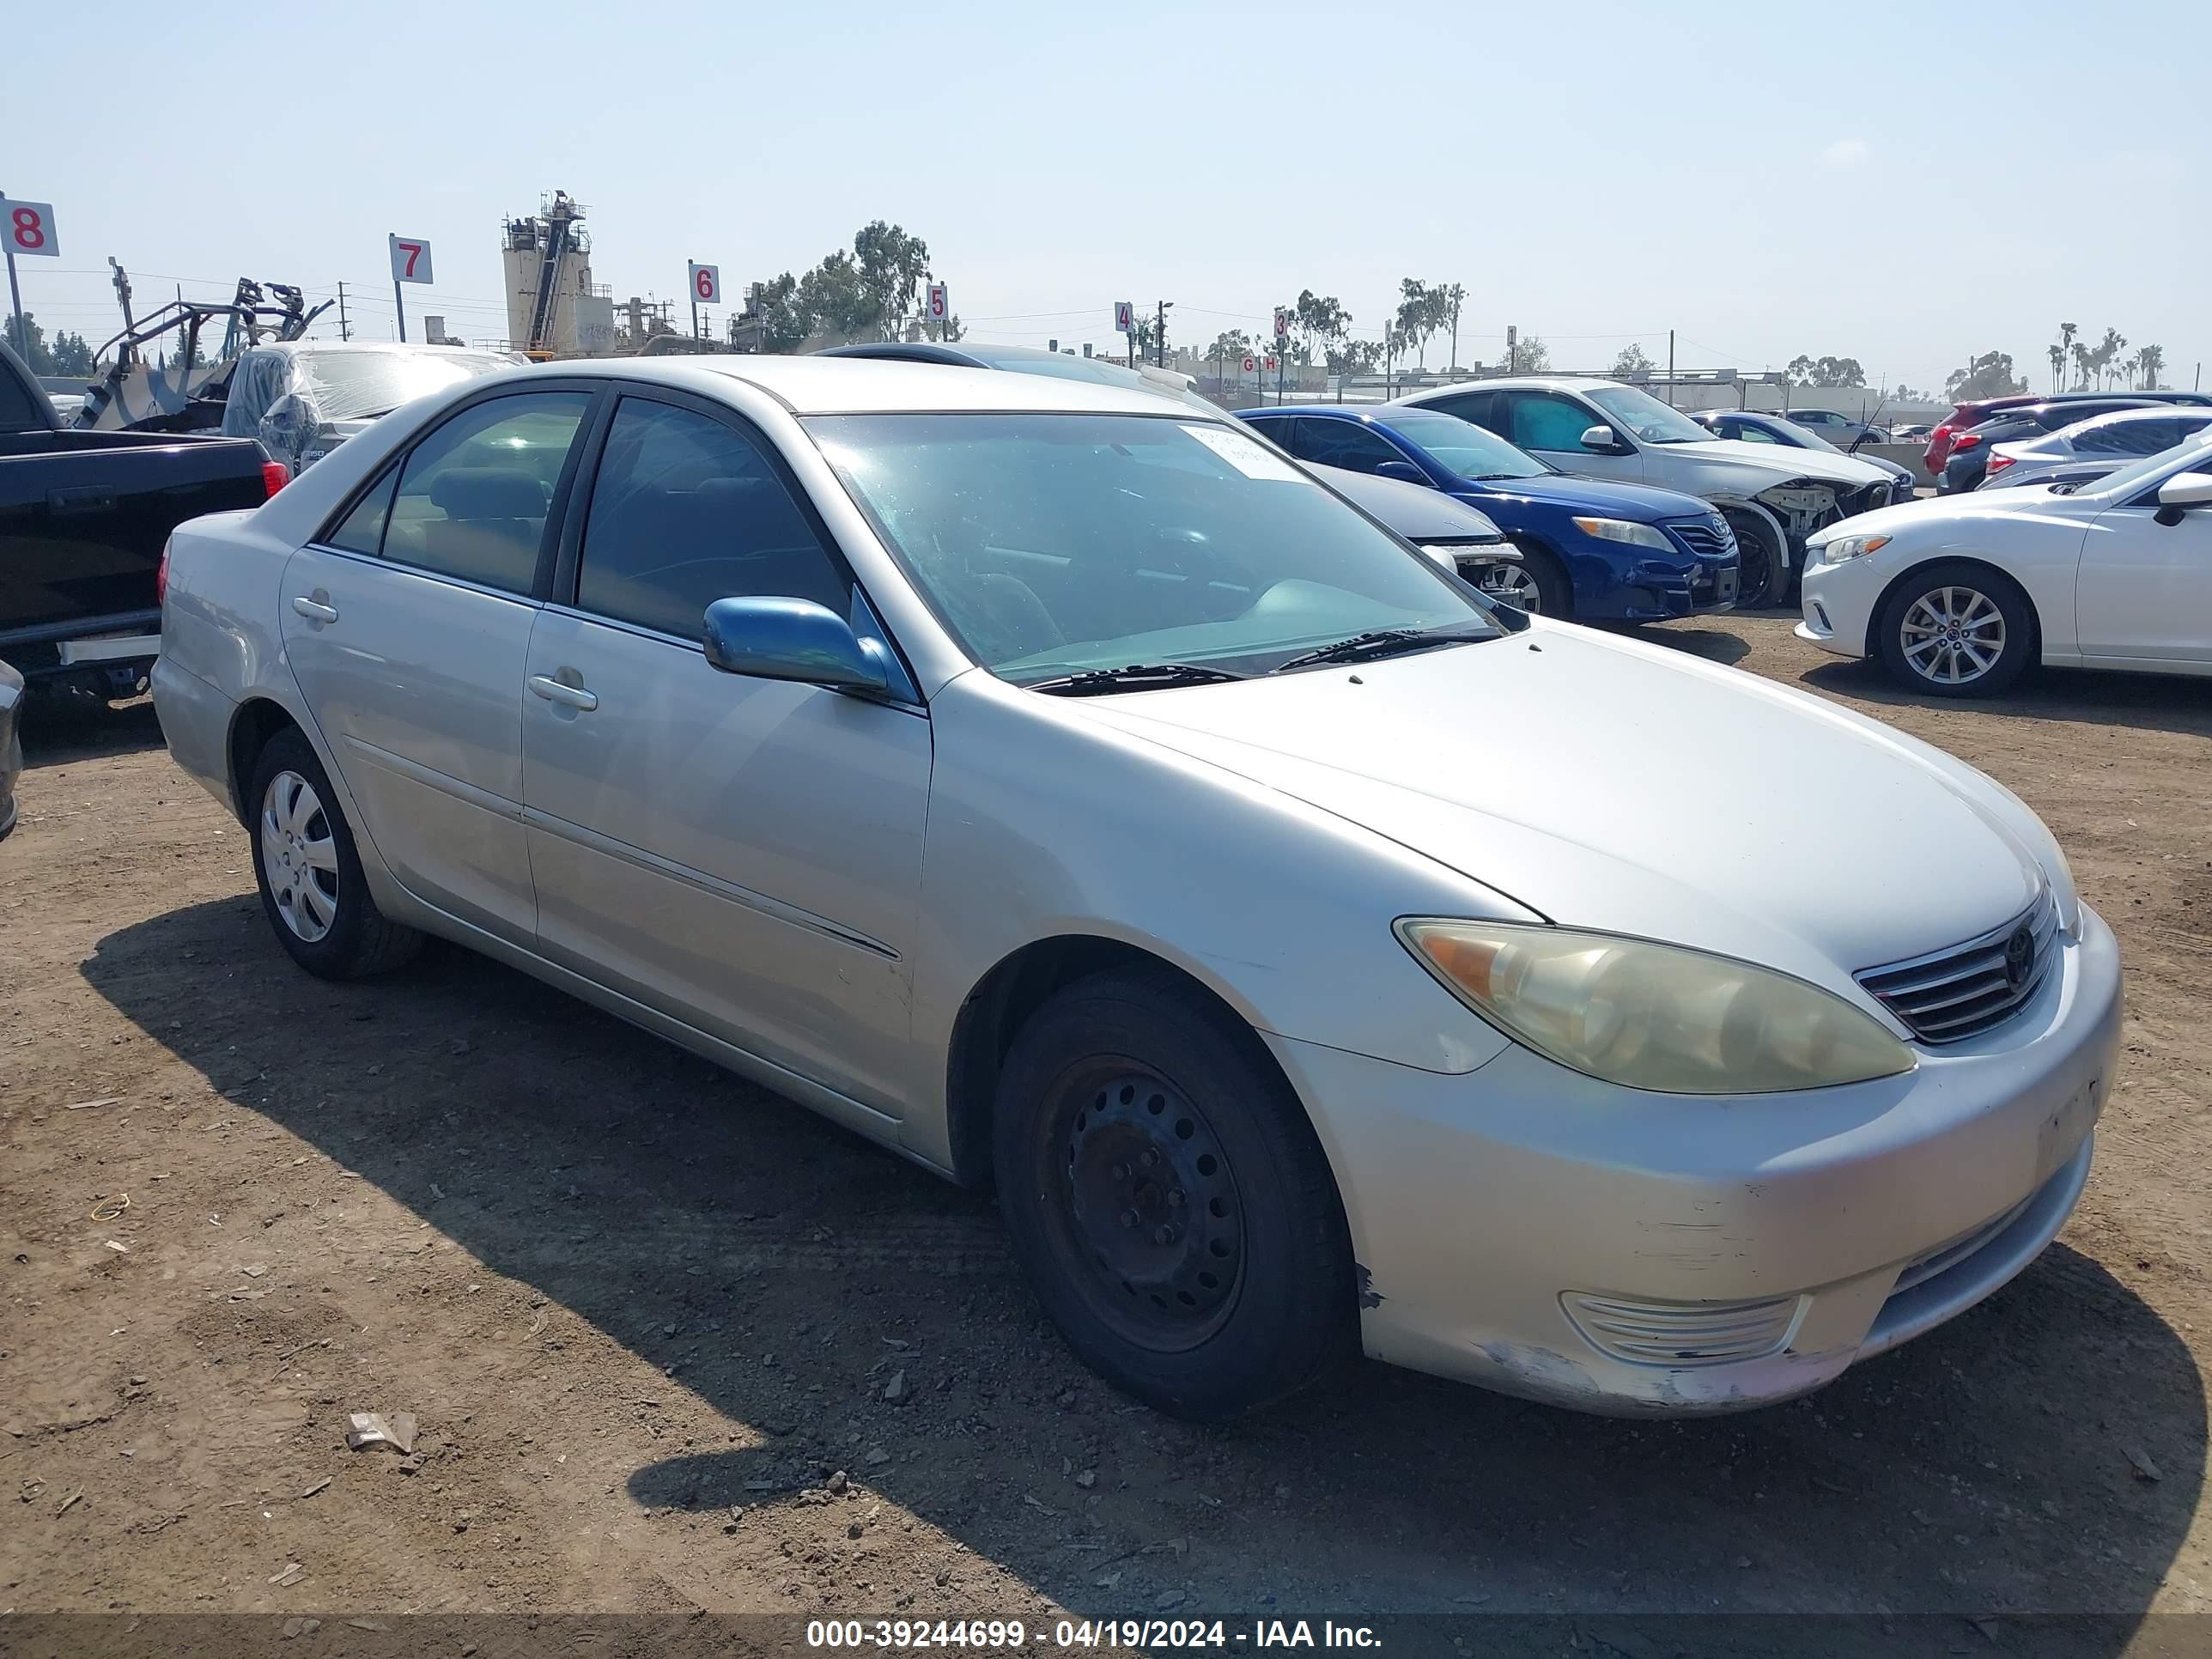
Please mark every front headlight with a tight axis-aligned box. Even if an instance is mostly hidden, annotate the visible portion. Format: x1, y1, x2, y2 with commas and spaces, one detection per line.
1569, 516, 1672, 551
1813, 532, 1890, 563
1397, 919, 1915, 1094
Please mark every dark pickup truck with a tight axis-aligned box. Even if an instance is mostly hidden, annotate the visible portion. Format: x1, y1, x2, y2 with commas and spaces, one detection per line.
2, 339, 276, 701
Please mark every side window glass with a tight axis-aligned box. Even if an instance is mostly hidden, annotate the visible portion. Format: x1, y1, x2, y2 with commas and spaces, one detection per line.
1734, 422, 1780, 444
1429, 393, 1494, 429
1302, 421, 1402, 475
576, 398, 849, 639
383, 392, 590, 594
1505, 393, 1597, 452
324, 465, 400, 556
1252, 417, 1305, 458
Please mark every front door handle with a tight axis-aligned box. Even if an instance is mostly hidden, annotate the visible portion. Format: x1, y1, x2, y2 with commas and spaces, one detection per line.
528, 674, 599, 712
291, 595, 339, 623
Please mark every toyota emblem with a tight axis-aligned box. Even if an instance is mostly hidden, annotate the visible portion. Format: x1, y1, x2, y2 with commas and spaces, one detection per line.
2003, 922, 2036, 991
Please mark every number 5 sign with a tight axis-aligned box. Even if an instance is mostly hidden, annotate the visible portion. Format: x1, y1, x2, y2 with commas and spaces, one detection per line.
388, 235, 433, 284
927, 282, 949, 322
689, 263, 720, 304
4, 198, 58, 258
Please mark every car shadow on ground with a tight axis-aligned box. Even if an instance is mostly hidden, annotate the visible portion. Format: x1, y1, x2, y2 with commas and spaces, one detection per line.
1618, 623, 1751, 666
19, 696, 166, 768
82, 899, 2205, 1643
1800, 658, 2212, 740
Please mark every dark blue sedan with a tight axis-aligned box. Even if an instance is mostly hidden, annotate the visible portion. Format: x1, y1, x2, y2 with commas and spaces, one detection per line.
1241, 405, 1738, 620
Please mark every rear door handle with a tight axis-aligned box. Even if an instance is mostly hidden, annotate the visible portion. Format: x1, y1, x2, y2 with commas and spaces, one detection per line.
48, 485, 118, 515
291, 596, 339, 623
528, 674, 599, 712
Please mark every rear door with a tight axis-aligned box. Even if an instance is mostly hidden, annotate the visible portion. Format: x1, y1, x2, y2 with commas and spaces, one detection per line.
519, 389, 931, 1113
281, 386, 594, 944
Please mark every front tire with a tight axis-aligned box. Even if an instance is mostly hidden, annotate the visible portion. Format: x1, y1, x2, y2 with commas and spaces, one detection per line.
1874, 562, 2034, 697
246, 728, 422, 979
1723, 510, 1785, 610
993, 967, 1355, 1420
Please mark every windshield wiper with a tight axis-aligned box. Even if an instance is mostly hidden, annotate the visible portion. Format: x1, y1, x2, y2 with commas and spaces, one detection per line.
1024, 662, 1248, 696
1269, 627, 1487, 674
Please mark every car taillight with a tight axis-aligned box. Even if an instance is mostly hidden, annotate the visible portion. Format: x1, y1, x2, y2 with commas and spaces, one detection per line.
1987, 453, 2015, 474
1953, 433, 1984, 453
262, 461, 291, 498
156, 541, 171, 608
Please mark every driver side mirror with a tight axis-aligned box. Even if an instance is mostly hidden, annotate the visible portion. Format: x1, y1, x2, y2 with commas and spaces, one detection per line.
2154, 471, 2212, 526
1373, 459, 1430, 486
1579, 424, 1620, 453
702, 596, 892, 696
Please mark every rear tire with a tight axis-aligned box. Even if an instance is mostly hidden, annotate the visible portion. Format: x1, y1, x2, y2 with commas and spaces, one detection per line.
246, 728, 423, 979
993, 966, 1355, 1420
1874, 562, 2034, 698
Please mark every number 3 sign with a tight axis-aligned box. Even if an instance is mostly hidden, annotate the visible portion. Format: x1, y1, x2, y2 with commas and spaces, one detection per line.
689, 263, 720, 305
4, 198, 59, 258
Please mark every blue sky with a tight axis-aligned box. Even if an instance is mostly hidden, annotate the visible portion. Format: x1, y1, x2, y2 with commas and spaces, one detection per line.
12, 0, 2209, 399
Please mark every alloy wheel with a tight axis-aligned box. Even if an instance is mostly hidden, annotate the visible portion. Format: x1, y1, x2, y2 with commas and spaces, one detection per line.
260, 769, 340, 942
1899, 586, 2006, 686
1471, 561, 1542, 613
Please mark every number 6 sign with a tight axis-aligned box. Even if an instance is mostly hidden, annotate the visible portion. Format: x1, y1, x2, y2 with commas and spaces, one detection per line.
387, 234, 433, 284
3, 198, 59, 258
689, 263, 720, 305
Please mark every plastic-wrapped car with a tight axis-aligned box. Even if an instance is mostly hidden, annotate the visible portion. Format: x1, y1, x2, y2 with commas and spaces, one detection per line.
221, 342, 524, 472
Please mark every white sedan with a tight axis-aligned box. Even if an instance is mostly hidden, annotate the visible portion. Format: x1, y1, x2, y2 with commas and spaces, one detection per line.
1800, 434, 2212, 695
154, 356, 2118, 1419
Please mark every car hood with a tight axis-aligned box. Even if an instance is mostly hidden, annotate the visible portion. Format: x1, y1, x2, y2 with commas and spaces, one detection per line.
1654, 438, 1893, 489
1457, 471, 1711, 521
1808, 483, 2081, 545
1080, 622, 2055, 1001
1316, 465, 1502, 540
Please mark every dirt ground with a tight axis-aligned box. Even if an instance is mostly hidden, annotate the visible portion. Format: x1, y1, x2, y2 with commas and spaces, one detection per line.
3, 615, 2210, 1650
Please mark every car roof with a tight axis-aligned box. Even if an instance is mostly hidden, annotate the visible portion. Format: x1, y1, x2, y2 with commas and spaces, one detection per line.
2057, 405, 2212, 432
598, 354, 1199, 417
272, 340, 513, 360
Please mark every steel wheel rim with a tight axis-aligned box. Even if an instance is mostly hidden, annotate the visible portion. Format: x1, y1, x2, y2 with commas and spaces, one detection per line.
260, 770, 339, 942
1473, 561, 1542, 612
1045, 1065, 1247, 1352
1899, 586, 2005, 684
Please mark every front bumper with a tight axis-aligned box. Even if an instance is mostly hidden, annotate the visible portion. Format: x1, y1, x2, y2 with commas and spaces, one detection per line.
1589, 558, 1740, 621
1269, 902, 2123, 1415
1796, 545, 1889, 659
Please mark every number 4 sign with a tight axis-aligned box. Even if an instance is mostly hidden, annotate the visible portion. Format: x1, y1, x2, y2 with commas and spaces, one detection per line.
3, 198, 58, 258
1114, 301, 1133, 334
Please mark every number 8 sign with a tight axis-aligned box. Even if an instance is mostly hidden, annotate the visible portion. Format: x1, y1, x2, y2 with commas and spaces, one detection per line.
689, 263, 720, 305
3, 198, 59, 258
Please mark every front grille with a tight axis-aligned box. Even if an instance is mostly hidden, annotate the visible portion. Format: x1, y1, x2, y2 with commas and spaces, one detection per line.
1663, 515, 1737, 560
1562, 1291, 1802, 1367
1856, 889, 2061, 1043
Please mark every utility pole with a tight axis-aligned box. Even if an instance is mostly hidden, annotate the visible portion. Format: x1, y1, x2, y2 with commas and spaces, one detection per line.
336, 281, 351, 341
1155, 300, 1171, 369
1667, 329, 1676, 405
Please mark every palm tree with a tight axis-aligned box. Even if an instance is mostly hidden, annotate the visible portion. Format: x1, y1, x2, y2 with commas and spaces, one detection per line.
2058, 322, 2078, 387
2069, 342, 2094, 392
2094, 328, 2127, 391
2137, 343, 2166, 390
2047, 343, 2065, 396
1443, 283, 1467, 371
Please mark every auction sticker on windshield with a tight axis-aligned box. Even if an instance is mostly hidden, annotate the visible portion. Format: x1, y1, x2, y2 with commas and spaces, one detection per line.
1180, 423, 1304, 483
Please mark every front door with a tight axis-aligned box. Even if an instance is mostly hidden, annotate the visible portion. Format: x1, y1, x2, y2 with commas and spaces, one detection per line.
1494, 390, 1645, 483
519, 392, 931, 1112
2077, 489, 2212, 665
281, 388, 592, 943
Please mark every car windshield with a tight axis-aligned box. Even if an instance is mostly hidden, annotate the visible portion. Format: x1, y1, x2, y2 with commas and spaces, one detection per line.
808, 412, 1498, 685
1385, 410, 1553, 479
1584, 386, 1715, 445
287, 349, 515, 420
2080, 431, 2212, 500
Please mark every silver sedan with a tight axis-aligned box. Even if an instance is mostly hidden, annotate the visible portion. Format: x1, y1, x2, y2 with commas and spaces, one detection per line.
152, 357, 2119, 1419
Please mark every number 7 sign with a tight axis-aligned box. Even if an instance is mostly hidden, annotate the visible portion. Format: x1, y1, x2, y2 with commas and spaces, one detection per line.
388, 235, 433, 285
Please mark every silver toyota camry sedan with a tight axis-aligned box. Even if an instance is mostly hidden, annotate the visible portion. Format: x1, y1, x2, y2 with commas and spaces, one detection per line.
151, 357, 2121, 1420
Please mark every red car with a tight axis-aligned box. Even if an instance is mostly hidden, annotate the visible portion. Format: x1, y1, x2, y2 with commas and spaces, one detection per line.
1924, 389, 2212, 477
